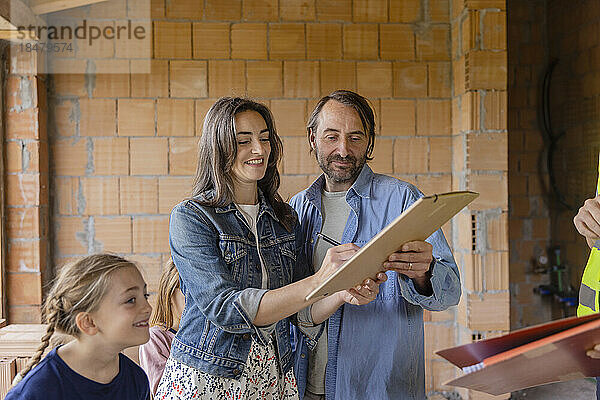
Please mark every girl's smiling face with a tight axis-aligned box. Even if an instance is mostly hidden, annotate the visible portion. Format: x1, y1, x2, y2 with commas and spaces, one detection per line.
90, 265, 152, 350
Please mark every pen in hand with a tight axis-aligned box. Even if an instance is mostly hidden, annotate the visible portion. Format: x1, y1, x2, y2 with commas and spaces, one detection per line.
317, 232, 342, 246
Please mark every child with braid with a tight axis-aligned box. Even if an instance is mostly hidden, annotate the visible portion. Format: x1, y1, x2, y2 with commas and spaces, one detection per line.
6, 254, 152, 400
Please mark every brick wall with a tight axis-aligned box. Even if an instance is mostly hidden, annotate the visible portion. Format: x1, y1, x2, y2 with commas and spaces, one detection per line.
547, 0, 600, 303
1, 0, 509, 396
4, 47, 50, 324
507, 0, 553, 329
508, 0, 600, 330
452, 1, 508, 399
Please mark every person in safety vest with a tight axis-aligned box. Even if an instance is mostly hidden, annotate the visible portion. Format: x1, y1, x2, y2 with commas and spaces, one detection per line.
573, 157, 600, 400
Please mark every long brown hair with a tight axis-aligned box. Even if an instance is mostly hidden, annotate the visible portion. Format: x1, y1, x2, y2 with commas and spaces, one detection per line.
192, 97, 295, 231
12, 254, 138, 386
150, 259, 180, 330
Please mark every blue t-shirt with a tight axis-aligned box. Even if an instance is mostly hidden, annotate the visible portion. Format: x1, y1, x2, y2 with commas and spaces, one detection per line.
6, 347, 150, 400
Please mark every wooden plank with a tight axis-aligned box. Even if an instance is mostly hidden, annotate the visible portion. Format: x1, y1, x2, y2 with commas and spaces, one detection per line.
0, 29, 34, 41
0, 357, 16, 399
0, 325, 47, 357
14, 357, 28, 374
30, 0, 108, 15
0, 0, 41, 41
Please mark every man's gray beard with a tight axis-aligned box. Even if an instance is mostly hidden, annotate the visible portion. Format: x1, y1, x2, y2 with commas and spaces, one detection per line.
315, 148, 366, 185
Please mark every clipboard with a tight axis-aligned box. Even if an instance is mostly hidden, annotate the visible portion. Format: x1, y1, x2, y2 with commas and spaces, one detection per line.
305, 191, 479, 301
436, 313, 600, 395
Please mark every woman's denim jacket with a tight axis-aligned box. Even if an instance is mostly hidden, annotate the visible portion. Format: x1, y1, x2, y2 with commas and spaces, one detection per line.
169, 190, 321, 379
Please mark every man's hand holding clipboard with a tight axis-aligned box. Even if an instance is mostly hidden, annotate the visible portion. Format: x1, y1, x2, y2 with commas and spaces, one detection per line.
305, 191, 479, 301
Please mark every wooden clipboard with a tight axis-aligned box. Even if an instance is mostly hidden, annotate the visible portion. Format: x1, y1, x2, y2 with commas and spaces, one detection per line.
305, 191, 479, 301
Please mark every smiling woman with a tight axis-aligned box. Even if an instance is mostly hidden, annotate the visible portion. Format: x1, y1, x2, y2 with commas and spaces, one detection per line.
157, 97, 385, 400
190, 97, 293, 230
230, 110, 272, 203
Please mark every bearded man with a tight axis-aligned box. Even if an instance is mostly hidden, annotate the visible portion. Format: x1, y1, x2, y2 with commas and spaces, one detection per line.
289, 90, 461, 400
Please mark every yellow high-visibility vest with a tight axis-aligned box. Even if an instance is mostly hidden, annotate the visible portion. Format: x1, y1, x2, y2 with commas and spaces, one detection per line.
578, 157, 600, 316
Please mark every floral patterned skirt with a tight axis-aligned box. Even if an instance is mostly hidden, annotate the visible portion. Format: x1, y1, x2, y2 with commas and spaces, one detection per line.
155, 338, 299, 400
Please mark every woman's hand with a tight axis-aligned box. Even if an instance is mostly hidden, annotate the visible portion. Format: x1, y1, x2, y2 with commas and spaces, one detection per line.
312, 243, 360, 285
312, 244, 389, 306
338, 272, 388, 306
311, 271, 388, 323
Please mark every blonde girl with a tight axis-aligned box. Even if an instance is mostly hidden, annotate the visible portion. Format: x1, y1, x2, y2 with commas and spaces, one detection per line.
7, 254, 152, 400
139, 259, 184, 395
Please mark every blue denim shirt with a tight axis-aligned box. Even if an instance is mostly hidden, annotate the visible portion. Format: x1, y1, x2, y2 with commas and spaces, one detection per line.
290, 165, 461, 400
169, 190, 317, 379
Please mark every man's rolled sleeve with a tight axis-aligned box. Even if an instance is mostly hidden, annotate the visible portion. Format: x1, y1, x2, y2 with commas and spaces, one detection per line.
398, 257, 461, 311
397, 227, 461, 311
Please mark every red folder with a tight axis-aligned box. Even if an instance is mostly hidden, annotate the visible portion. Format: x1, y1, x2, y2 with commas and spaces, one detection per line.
436, 313, 600, 395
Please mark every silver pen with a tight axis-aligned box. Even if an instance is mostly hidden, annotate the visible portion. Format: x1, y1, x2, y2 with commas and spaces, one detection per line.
316, 232, 342, 246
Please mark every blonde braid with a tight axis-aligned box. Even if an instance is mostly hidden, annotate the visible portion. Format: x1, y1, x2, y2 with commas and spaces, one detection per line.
11, 304, 59, 386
